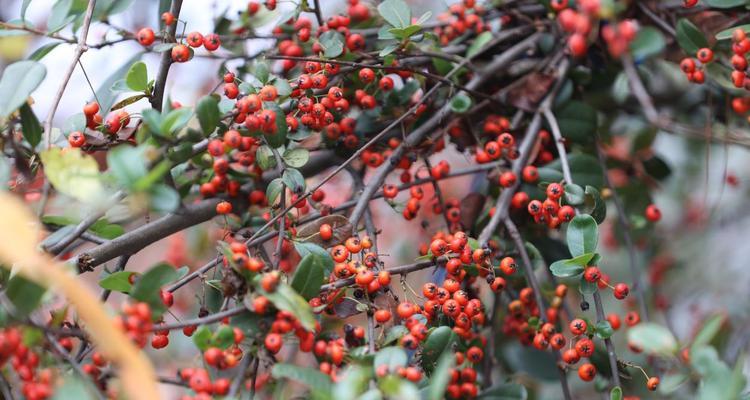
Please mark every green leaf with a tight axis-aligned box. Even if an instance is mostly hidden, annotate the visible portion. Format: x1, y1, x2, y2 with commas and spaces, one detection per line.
566, 215, 598, 257
95, 52, 144, 114
98, 271, 133, 293
294, 242, 334, 273
48, 0, 74, 33
553, 100, 597, 143
0, 60, 46, 118
421, 326, 457, 373
583, 186, 606, 224
40, 148, 105, 204
610, 386, 622, 400
450, 93, 472, 113
691, 314, 724, 351
705, 0, 746, 8
256, 145, 277, 170
379, 43, 400, 57
716, 24, 750, 40
266, 178, 284, 205
7, 275, 45, 317
282, 148, 309, 168
378, 0, 411, 28
63, 113, 86, 134
125, 61, 148, 92
192, 326, 212, 351
290, 254, 326, 300
579, 277, 598, 295
19, 103, 42, 148
546, 153, 604, 188
88, 219, 125, 239
28, 42, 61, 61
658, 373, 689, 395
262, 102, 288, 148
272, 363, 333, 397
478, 382, 528, 399
627, 323, 678, 355
130, 263, 181, 313
319, 31, 344, 58
374, 347, 408, 373
563, 183, 584, 206
595, 321, 614, 339
149, 184, 180, 212
51, 375, 96, 400
549, 253, 594, 278
212, 325, 235, 349
107, 145, 147, 189
428, 351, 455, 400
467, 31, 493, 58
282, 168, 306, 194
160, 107, 193, 137
388, 25, 422, 40
629, 27, 665, 61
259, 283, 317, 331
676, 19, 709, 55
110, 94, 147, 111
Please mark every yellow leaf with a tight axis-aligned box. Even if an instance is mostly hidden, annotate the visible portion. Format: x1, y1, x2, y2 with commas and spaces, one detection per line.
39, 148, 106, 205
0, 192, 159, 400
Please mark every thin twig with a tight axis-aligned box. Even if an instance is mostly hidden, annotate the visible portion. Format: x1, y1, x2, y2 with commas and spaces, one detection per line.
43, 0, 97, 149
312, 0, 324, 27
150, 0, 184, 111
227, 353, 254, 398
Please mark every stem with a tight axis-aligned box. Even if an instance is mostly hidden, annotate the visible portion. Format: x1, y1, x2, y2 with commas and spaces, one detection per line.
150, 0, 184, 111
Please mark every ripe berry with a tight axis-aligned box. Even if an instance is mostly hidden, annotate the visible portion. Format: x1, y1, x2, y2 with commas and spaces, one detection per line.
569, 318, 587, 335
522, 166, 539, 182
171, 44, 190, 63
161, 12, 175, 25
216, 201, 232, 215
68, 131, 85, 147
379, 76, 394, 91
203, 33, 221, 51
578, 363, 596, 381
546, 183, 564, 200
562, 348, 580, 364
583, 266, 601, 283
319, 224, 333, 241
696, 48, 713, 63
264, 333, 282, 354
645, 204, 661, 222
374, 309, 391, 323
613, 283, 629, 299
683, 0, 698, 7
137, 28, 155, 46
680, 58, 697, 73
647, 376, 660, 391
359, 68, 375, 83
568, 33, 587, 57
186, 31, 204, 48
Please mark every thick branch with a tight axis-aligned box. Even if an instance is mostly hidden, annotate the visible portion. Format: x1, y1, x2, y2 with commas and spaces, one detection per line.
150, 0, 184, 111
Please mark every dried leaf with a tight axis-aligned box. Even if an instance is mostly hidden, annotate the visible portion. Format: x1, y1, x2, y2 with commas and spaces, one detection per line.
296, 215, 353, 247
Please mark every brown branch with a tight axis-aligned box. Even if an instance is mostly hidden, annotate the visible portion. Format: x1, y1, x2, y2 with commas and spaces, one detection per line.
350, 31, 543, 228
150, 0, 184, 111
43, 0, 97, 149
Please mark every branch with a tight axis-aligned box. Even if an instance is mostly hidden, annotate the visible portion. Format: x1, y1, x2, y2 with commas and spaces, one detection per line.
43, 0, 97, 149
350, 31, 543, 228
594, 140, 650, 321
150, 0, 184, 111
311, 0, 324, 27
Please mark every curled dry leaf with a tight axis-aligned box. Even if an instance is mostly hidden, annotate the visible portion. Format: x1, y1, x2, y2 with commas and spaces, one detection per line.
296, 214, 353, 247
0, 193, 159, 400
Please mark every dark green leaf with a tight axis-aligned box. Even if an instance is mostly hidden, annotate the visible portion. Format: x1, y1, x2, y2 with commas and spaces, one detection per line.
262, 102, 288, 148
583, 186, 607, 224
566, 215, 598, 257
378, 0, 411, 28
468, 31, 493, 58
282, 168, 306, 194
716, 24, 750, 40
88, 219, 125, 239
629, 27, 665, 61
553, 100, 597, 143
0, 60, 46, 118
546, 153, 604, 188
212, 325, 235, 349
676, 19, 709, 55
549, 253, 594, 278
7, 276, 45, 317
259, 283, 317, 331
595, 321, 614, 339
98, 271, 133, 293
28, 42, 61, 61
196, 95, 220, 135
130, 263, 180, 313
266, 178, 284, 205
428, 351, 455, 400
421, 326, 457, 373
478, 382, 528, 399
272, 363, 333, 397
388, 25, 422, 40
125, 61, 148, 92
160, 107, 193, 137
563, 183, 584, 206
19, 103, 42, 148
290, 254, 326, 300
